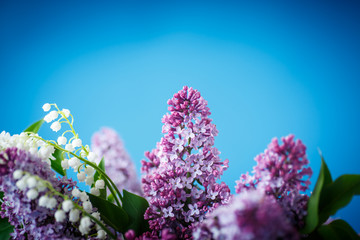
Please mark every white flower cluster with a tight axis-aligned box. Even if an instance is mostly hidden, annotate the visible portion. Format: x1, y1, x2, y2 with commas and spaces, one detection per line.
43, 103, 70, 132
0, 131, 55, 165
55, 194, 107, 239
61, 151, 105, 196
14, 170, 107, 239
43, 103, 106, 196
14, 170, 47, 200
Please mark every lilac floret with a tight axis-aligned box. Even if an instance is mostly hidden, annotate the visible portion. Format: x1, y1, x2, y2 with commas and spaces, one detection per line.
141, 86, 230, 239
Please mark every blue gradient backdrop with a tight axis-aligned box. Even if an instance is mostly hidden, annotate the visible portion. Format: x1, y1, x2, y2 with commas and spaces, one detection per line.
1, 0, 360, 231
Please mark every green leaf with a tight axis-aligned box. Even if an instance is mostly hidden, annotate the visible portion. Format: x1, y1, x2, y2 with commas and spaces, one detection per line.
51, 149, 66, 176
301, 157, 333, 234
0, 217, 13, 240
92, 157, 106, 199
23, 119, 44, 134
87, 193, 129, 233
318, 174, 360, 224
316, 219, 360, 240
122, 190, 149, 235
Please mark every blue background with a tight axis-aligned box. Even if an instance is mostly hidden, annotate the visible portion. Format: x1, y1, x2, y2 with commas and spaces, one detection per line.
1, 0, 360, 231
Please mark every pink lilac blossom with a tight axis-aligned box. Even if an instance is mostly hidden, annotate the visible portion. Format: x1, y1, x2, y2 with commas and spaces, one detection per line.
235, 134, 313, 228
0, 147, 94, 240
92, 127, 142, 195
124, 229, 177, 240
141, 86, 230, 239
193, 190, 299, 240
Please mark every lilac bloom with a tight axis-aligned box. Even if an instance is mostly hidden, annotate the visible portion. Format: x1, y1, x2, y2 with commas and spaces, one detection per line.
141, 86, 230, 239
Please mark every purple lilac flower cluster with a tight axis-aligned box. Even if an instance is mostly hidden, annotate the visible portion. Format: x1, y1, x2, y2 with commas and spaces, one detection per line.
235, 134, 313, 228
92, 127, 142, 195
0, 147, 95, 240
141, 86, 231, 239
193, 189, 299, 240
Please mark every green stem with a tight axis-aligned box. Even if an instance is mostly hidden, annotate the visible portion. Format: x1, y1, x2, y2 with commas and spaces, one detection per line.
54, 105, 77, 135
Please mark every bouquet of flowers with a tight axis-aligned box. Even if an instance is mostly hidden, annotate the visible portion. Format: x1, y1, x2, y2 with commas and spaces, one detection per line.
0, 86, 359, 240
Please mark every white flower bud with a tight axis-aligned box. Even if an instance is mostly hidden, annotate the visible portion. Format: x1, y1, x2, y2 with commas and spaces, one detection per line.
16, 179, 27, 190
85, 176, 94, 186
44, 110, 59, 123
50, 121, 61, 132
42, 103, 51, 112
95, 179, 105, 189
72, 138, 82, 148
57, 136, 67, 145
79, 192, 89, 202
62, 108, 70, 118
79, 216, 92, 234
87, 152, 98, 162
50, 110, 59, 119
61, 159, 70, 170
46, 197, 57, 209
39, 145, 55, 159
79, 225, 87, 235
83, 201, 93, 213
81, 216, 92, 227
13, 170, 23, 179
68, 157, 80, 168
62, 200, 73, 212
26, 189, 38, 200
77, 172, 86, 182
26, 177, 37, 188
55, 210, 66, 222
97, 230, 106, 239
38, 195, 49, 207
84, 166, 95, 175
72, 188, 81, 198
91, 211, 101, 220
43, 115, 51, 123
69, 209, 80, 222
90, 187, 100, 196
65, 143, 75, 152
